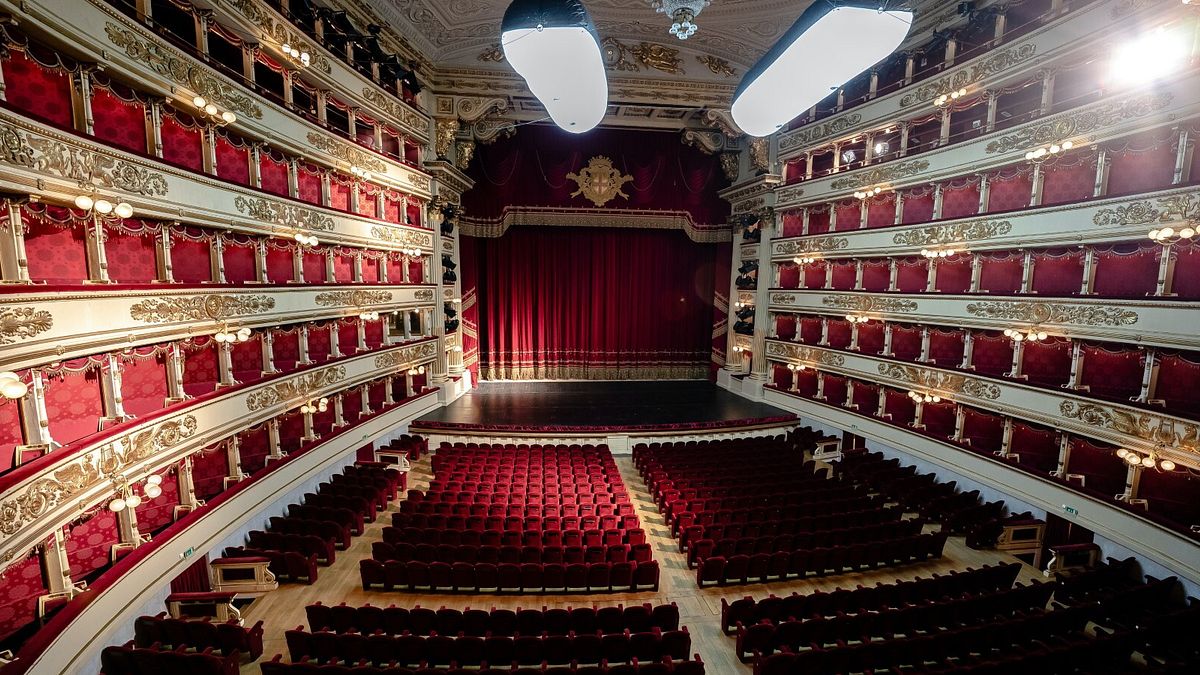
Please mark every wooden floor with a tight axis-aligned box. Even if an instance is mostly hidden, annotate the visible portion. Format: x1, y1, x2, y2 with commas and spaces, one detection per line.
237, 453, 1040, 674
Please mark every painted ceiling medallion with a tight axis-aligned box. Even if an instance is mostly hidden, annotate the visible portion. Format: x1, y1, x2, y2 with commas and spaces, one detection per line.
566, 156, 635, 207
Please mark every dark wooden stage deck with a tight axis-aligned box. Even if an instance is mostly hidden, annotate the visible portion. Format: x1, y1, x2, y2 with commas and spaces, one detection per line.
410, 381, 795, 434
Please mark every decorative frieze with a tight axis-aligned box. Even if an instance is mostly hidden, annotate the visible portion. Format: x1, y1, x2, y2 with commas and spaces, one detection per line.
965, 301, 1139, 327
892, 219, 1013, 246
1093, 192, 1198, 227
1059, 401, 1199, 455
360, 87, 430, 139
779, 114, 863, 151
129, 295, 276, 323
369, 225, 433, 247
314, 290, 393, 308
0, 121, 168, 196
373, 340, 439, 369
985, 92, 1173, 154
776, 185, 805, 204
244, 366, 347, 411
877, 363, 1002, 400
821, 295, 918, 313
0, 307, 53, 345
305, 133, 387, 173
227, 0, 332, 73
765, 341, 846, 367
414, 289, 436, 301
829, 160, 929, 191
774, 236, 850, 255
103, 23, 263, 120
899, 43, 1037, 107
233, 196, 335, 231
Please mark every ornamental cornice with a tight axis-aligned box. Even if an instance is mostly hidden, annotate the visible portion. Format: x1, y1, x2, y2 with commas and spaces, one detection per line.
373, 340, 439, 369
129, 295, 276, 324
821, 295, 918, 313
899, 43, 1037, 107
1093, 192, 1199, 228
891, 219, 1013, 246
0, 121, 168, 196
0, 307, 53, 345
765, 341, 846, 367
876, 363, 1002, 400
306, 133, 388, 174
244, 366, 347, 411
225, 0, 333, 74
828, 160, 930, 191
314, 290, 393, 308
370, 225, 434, 248
985, 91, 1174, 154
965, 300, 1139, 327
233, 196, 335, 231
779, 114, 863, 152
773, 236, 849, 255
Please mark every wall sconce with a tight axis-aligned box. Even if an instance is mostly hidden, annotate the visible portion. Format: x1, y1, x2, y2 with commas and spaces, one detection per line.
359, 311, 381, 321
844, 314, 870, 324
908, 390, 942, 403
350, 166, 373, 182
1003, 327, 1049, 343
786, 363, 807, 372
399, 247, 422, 258
0, 371, 28, 399
408, 365, 427, 376
853, 186, 884, 200
75, 194, 134, 220
934, 88, 967, 106
281, 43, 311, 68
109, 474, 162, 512
293, 232, 319, 247
214, 326, 251, 344
1148, 225, 1196, 244
920, 247, 962, 258
1023, 140, 1073, 161
299, 397, 329, 415
793, 255, 819, 265
1117, 448, 1176, 472
192, 97, 237, 125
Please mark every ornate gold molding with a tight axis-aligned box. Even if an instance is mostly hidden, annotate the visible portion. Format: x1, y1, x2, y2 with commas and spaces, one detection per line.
1092, 192, 1198, 228
770, 293, 796, 305
233, 196, 334, 231
567, 157, 634, 207
226, 0, 331, 73
369, 225, 433, 247
774, 236, 849, 255
0, 416, 197, 545
407, 172, 432, 191
899, 43, 1037, 107
359, 87, 429, 139
697, 55, 736, 78
1059, 400, 1198, 453
314, 290, 393, 308
0, 307, 53, 345
780, 114, 863, 152
305, 133, 387, 173
821, 295, 918, 313
985, 92, 1173, 154
104, 23, 262, 120
129, 295, 276, 323
244, 366, 346, 411
434, 118, 459, 159
965, 301, 1139, 327
765, 341, 846, 367
459, 207, 729, 243
892, 219, 1013, 246
877, 363, 1001, 400
373, 340, 438, 369
0, 121, 168, 196
414, 289, 435, 301
829, 160, 930, 191
776, 184, 805, 204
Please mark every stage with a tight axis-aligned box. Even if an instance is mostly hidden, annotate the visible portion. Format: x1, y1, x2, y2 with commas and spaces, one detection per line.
409, 381, 795, 436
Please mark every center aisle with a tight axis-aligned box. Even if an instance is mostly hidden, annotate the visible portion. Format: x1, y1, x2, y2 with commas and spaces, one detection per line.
238, 452, 1038, 674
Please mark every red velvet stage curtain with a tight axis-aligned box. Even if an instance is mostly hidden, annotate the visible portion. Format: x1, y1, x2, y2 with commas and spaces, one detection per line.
1068, 438, 1125, 498
826, 320, 852, 350
0, 394, 25, 475
171, 227, 213, 284
259, 148, 291, 197
890, 325, 922, 362
23, 206, 88, 284
104, 221, 160, 283
473, 227, 717, 380
802, 261, 827, 289
895, 258, 927, 292
883, 390, 915, 426
961, 409, 1003, 454
182, 341, 218, 397
1021, 338, 1072, 387
1010, 422, 1059, 474
90, 80, 147, 154
160, 106, 205, 172
44, 365, 103, 446
273, 331, 301, 372
857, 322, 884, 354
977, 251, 1024, 294
865, 194, 895, 228
1031, 249, 1083, 295
297, 163, 324, 205
834, 201, 861, 230
901, 187, 935, 225
231, 335, 262, 381
940, 178, 981, 220
861, 261, 890, 292
120, 351, 168, 418
808, 207, 831, 234
1040, 150, 1097, 206
934, 255, 971, 293
1155, 352, 1200, 418
829, 261, 856, 290
266, 242, 294, 283
213, 130, 251, 185
928, 329, 964, 367
0, 551, 50, 641
798, 317, 822, 345
302, 248, 326, 283
222, 234, 258, 284
1092, 244, 1159, 297
2, 48, 75, 128
1105, 129, 1178, 196
972, 332, 1014, 377
1080, 345, 1143, 401
65, 510, 118, 577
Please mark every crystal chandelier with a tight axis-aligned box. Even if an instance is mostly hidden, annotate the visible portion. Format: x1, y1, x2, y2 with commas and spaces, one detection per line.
652, 1, 710, 40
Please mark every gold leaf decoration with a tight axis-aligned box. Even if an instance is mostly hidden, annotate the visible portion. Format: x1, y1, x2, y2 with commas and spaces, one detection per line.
374, 340, 439, 369
1092, 200, 1160, 227
965, 301, 1138, 327
314, 290, 393, 308
829, 160, 930, 191
696, 55, 736, 77
1059, 400, 1199, 450
227, 0, 331, 73
821, 295, 918, 313
360, 87, 429, 138
245, 366, 346, 411
0, 307, 53, 345
877, 363, 1001, 400
899, 43, 1037, 107
769, 293, 797, 305
0, 121, 169, 196
414, 289, 435, 301
104, 23, 262, 120
776, 185, 805, 204
892, 219, 1012, 246
129, 295, 275, 323
629, 43, 684, 74
370, 225, 433, 247
566, 157, 634, 207
985, 92, 1173, 154
233, 196, 334, 231
765, 341, 846, 367
774, 236, 849, 255
305, 133, 387, 173
780, 114, 863, 151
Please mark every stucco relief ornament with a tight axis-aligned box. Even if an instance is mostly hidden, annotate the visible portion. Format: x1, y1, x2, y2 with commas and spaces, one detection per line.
567, 156, 634, 207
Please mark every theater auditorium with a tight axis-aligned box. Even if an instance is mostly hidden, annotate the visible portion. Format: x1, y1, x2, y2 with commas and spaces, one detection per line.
0, 0, 1198, 673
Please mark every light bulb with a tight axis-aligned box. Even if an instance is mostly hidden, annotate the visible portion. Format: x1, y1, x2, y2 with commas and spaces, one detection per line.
147, 474, 163, 486
1160, 459, 1176, 471
109, 498, 126, 512
1049, 144, 1061, 153
1180, 228, 1195, 239
1012, 333, 1024, 342
1037, 332, 1048, 341
1161, 227, 1175, 238
74, 194, 94, 210
205, 104, 218, 115
932, 396, 941, 403
0, 371, 18, 383
114, 202, 134, 219
125, 494, 142, 509
221, 111, 237, 124
282, 43, 291, 54
1149, 229, 1161, 240
193, 96, 206, 108
1025, 152, 1035, 160
301, 53, 310, 65
1, 379, 28, 399
293, 232, 305, 242
1061, 141, 1073, 150
1126, 452, 1142, 465
1116, 448, 1129, 459
1142, 456, 1156, 468
145, 484, 162, 499
93, 200, 113, 215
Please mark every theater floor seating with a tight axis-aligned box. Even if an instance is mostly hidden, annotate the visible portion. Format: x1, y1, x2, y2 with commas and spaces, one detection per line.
132, 612, 264, 661
100, 642, 241, 675
259, 654, 706, 674
304, 603, 681, 636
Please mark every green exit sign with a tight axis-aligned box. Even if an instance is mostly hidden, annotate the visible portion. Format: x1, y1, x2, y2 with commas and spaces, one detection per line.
180, 546, 195, 560
1063, 506, 1079, 516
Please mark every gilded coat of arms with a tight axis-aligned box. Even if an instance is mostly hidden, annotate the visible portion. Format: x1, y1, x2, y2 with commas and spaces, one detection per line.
566, 156, 634, 207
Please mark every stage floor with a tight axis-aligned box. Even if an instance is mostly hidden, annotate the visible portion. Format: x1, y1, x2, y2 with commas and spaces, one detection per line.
410, 381, 795, 433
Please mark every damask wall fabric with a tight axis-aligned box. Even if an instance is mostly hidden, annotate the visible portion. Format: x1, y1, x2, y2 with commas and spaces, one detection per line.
120, 355, 169, 419
160, 109, 205, 172
90, 84, 147, 155
1, 49, 73, 128
24, 217, 88, 284
104, 229, 159, 283
0, 398, 24, 475
65, 510, 118, 578
44, 369, 103, 447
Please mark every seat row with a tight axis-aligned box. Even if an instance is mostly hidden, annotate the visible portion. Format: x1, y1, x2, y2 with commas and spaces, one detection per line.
631, 436, 791, 463
133, 613, 263, 661
656, 484, 860, 519
696, 532, 948, 587
398, 502, 637, 518
260, 654, 706, 674
360, 560, 661, 594
734, 582, 1056, 661
647, 470, 824, 498
687, 518, 924, 568
305, 603, 681, 637
668, 493, 880, 532
100, 642, 240, 675
270, 516, 353, 550
679, 507, 900, 551
427, 480, 623, 493
372, 542, 655, 566
391, 513, 641, 533
377, 434, 428, 462
719, 563, 1022, 633
284, 627, 692, 668
384, 526, 646, 548
402, 492, 631, 507
247, 531, 337, 566
223, 546, 319, 584
290, 504, 366, 536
